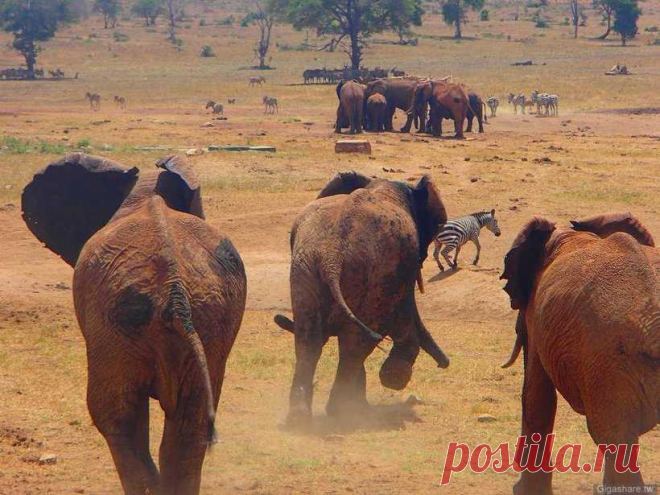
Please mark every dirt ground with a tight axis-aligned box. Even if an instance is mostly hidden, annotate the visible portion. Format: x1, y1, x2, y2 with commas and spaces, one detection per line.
0, 2, 659, 494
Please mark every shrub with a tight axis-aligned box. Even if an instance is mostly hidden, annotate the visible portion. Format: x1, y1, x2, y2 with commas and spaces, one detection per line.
535, 18, 549, 28
76, 137, 91, 149
113, 32, 129, 42
644, 25, 659, 32
480, 9, 489, 21
200, 45, 215, 57
199, 18, 207, 26
217, 15, 234, 26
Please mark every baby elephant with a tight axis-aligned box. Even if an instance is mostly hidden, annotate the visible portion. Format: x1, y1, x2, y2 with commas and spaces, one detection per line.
366, 93, 387, 132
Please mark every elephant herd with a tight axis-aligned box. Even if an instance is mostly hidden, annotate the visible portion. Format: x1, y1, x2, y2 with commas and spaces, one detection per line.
335, 78, 487, 138
20, 154, 659, 495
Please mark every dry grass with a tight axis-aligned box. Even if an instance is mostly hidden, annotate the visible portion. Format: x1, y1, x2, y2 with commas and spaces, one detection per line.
0, 2, 659, 494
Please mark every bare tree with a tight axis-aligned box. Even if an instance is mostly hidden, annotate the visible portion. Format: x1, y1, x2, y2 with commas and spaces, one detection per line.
570, 0, 579, 37
242, 1, 275, 70
165, 0, 186, 42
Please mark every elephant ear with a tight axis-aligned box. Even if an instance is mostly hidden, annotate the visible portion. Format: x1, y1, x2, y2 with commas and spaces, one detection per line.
500, 217, 556, 310
22, 153, 139, 267
317, 171, 372, 199
155, 155, 205, 219
412, 175, 448, 263
570, 212, 654, 247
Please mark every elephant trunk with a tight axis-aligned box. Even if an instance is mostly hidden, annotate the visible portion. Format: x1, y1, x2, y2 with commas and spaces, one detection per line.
413, 300, 449, 368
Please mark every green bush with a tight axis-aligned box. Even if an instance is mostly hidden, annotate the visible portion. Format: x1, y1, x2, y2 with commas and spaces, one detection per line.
480, 9, 489, 21
644, 26, 659, 32
113, 32, 129, 42
200, 45, 215, 57
217, 15, 234, 26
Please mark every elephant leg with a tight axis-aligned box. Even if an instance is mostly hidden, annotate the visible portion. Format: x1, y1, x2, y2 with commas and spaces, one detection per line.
288, 310, 326, 424
584, 380, 646, 488
472, 238, 481, 265
326, 331, 377, 417
385, 105, 395, 132
433, 241, 444, 271
454, 117, 465, 138
134, 396, 160, 492
159, 416, 207, 495
400, 109, 414, 133
88, 372, 157, 495
466, 115, 473, 133
513, 351, 556, 495
478, 115, 484, 133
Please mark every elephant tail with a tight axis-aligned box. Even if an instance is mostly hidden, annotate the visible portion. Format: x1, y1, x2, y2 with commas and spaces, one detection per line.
274, 314, 294, 333
167, 282, 217, 448
324, 267, 382, 342
482, 101, 488, 123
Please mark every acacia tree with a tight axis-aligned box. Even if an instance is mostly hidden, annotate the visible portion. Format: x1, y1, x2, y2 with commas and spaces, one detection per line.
386, 0, 424, 43
0, 0, 75, 79
242, 0, 275, 69
94, 0, 121, 28
569, 0, 586, 37
613, 0, 640, 45
278, 0, 422, 74
132, 0, 163, 26
593, 0, 616, 38
165, 0, 186, 42
441, 0, 485, 39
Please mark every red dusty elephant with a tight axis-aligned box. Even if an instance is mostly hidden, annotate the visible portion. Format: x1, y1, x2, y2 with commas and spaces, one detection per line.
500, 212, 658, 494
335, 80, 365, 134
412, 81, 471, 138
363, 78, 418, 132
274, 172, 450, 424
22, 153, 247, 495
366, 93, 387, 132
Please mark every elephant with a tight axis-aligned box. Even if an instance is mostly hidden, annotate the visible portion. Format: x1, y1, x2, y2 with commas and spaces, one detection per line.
273, 171, 450, 424
363, 78, 418, 132
500, 213, 658, 494
366, 93, 387, 132
412, 81, 470, 138
22, 153, 247, 495
335, 80, 365, 134
465, 91, 487, 133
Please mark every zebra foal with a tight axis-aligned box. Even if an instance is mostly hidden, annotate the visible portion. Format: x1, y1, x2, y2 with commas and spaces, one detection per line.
433, 209, 501, 271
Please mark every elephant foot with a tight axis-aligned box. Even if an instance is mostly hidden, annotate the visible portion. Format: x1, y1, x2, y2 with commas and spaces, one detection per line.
472, 260, 478, 266
326, 393, 369, 418
513, 475, 553, 495
379, 354, 414, 391
285, 403, 313, 429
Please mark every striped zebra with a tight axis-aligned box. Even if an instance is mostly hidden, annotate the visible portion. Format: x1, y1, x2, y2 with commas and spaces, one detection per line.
433, 209, 501, 271
486, 96, 499, 117
507, 93, 525, 115
535, 93, 559, 116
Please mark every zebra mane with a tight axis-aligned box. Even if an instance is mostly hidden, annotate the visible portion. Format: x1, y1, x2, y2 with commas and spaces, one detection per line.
469, 210, 493, 224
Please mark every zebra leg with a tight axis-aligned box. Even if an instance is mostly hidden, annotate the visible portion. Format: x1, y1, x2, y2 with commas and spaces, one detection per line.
433, 241, 444, 271
452, 246, 461, 269
472, 238, 481, 266
441, 245, 454, 270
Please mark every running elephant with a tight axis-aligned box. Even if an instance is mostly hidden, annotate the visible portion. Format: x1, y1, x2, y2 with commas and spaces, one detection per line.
274, 172, 450, 424
22, 153, 247, 495
500, 213, 658, 494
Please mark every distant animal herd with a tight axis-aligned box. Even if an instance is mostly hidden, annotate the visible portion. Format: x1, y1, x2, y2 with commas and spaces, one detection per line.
0, 67, 74, 80
303, 66, 406, 85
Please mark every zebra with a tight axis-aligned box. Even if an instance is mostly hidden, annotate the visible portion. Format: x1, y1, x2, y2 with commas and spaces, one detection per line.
545, 94, 559, 115
486, 96, 499, 117
508, 93, 525, 115
433, 209, 501, 271
114, 95, 126, 109
205, 100, 223, 115
85, 92, 102, 111
263, 96, 278, 114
